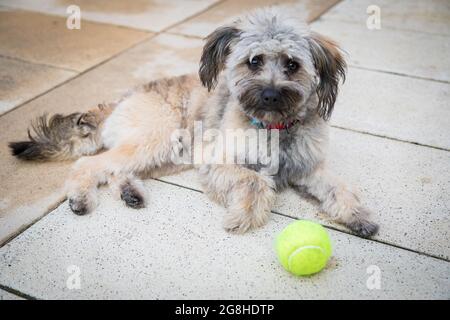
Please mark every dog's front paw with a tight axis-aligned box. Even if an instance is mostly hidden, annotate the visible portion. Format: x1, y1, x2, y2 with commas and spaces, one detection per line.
347, 218, 379, 237
223, 215, 251, 234
223, 208, 270, 234
346, 207, 379, 237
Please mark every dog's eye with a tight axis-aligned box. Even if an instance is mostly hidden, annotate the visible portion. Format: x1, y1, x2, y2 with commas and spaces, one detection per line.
248, 56, 263, 70
286, 60, 299, 73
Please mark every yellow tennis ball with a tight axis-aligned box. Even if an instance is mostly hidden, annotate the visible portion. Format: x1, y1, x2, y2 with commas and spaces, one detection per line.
275, 220, 332, 276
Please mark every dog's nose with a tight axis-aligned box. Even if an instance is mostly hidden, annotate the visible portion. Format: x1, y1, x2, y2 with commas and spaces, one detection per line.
261, 88, 281, 106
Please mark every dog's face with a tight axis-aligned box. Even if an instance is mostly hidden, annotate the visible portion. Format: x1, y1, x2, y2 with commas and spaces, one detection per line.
199, 9, 346, 123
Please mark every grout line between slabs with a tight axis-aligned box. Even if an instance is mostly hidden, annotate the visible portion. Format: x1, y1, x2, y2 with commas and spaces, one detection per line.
315, 15, 450, 38
163, 31, 203, 39
0, 54, 79, 73
158, 0, 227, 34
0, 196, 67, 248
348, 65, 450, 85
331, 125, 450, 152
308, 0, 343, 24
312, 10, 450, 39
0, 284, 37, 300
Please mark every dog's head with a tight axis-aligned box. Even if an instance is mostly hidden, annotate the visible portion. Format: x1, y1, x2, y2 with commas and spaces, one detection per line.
199, 8, 346, 123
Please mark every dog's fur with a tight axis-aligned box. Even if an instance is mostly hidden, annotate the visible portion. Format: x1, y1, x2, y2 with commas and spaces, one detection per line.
9, 9, 378, 237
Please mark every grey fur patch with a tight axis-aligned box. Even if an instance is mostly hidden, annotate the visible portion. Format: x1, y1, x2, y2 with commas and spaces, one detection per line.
216, 86, 231, 121
273, 126, 320, 190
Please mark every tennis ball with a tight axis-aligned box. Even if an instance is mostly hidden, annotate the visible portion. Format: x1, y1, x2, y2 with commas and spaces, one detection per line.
275, 220, 332, 276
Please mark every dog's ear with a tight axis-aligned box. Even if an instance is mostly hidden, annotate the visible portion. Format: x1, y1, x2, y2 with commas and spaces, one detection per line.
308, 32, 346, 120
199, 26, 240, 91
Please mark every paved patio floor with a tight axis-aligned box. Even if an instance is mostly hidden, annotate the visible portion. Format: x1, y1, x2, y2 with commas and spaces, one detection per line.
0, 0, 449, 299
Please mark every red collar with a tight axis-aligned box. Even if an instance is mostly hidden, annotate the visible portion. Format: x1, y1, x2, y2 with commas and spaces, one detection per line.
250, 117, 299, 130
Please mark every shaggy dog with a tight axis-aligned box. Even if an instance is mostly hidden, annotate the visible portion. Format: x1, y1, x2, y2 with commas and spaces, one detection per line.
10, 8, 379, 237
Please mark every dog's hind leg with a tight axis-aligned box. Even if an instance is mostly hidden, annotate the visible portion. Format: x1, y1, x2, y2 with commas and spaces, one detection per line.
64, 76, 200, 214
66, 144, 143, 215
66, 135, 184, 215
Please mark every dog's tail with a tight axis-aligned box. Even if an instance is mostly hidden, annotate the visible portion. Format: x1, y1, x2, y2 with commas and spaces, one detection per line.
9, 103, 114, 161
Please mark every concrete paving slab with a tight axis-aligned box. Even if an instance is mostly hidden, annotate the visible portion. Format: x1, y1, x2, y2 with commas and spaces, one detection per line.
168, 0, 340, 38
331, 67, 450, 150
0, 180, 449, 299
0, 33, 203, 245
0, 288, 24, 300
311, 19, 450, 82
159, 128, 450, 260
0, 0, 219, 32
0, 57, 75, 115
324, 0, 450, 36
0, 6, 151, 72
